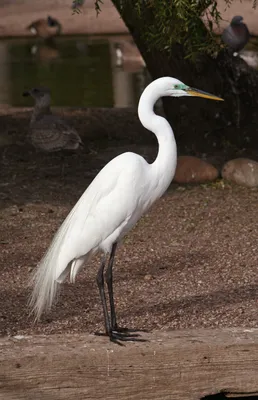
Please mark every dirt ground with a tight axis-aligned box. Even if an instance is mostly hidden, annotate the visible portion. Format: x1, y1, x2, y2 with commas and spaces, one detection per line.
0, 107, 257, 338
0, 0, 128, 37
0, 0, 258, 39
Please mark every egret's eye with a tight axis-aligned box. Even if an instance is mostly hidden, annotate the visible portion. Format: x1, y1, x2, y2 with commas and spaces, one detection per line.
173, 84, 187, 91
174, 84, 185, 90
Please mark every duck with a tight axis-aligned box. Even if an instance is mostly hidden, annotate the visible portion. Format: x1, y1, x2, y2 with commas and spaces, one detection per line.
26, 16, 62, 40
23, 87, 83, 152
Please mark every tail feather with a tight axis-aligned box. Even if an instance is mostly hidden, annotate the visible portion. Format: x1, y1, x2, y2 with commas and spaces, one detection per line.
28, 199, 93, 321
28, 227, 70, 321
70, 252, 93, 283
28, 157, 118, 321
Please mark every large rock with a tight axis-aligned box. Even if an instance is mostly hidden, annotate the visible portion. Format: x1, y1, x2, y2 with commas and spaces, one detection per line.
222, 158, 258, 188
173, 156, 219, 184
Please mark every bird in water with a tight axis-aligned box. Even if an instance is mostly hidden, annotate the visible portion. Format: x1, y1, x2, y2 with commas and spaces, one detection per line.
26, 16, 62, 40
23, 87, 83, 152
29, 77, 223, 344
222, 16, 250, 55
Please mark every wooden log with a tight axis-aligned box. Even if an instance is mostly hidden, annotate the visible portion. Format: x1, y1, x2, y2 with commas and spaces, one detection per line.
1, 329, 258, 400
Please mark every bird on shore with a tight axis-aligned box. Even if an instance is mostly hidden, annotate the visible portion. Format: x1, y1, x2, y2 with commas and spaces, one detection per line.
222, 16, 250, 55
26, 16, 62, 40
23, 87, 83, 152
29, 77, 223, 344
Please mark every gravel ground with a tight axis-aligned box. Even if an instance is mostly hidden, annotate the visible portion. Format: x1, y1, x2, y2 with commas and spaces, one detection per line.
0, 107, 257, 337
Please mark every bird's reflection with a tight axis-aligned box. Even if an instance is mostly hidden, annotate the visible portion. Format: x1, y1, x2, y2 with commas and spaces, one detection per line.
30, 41, 60, 64
114, 40, 146, 73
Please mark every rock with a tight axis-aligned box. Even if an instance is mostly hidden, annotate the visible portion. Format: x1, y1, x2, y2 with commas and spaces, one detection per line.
173, 156, 219, 184
144, 274, 154, 281
222, 158, 258, 188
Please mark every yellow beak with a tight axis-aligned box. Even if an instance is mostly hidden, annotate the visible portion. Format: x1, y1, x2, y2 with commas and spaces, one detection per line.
186, 88, 224, 101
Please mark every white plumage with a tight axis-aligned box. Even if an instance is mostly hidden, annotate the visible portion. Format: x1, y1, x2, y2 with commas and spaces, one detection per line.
29, 77, 223, 343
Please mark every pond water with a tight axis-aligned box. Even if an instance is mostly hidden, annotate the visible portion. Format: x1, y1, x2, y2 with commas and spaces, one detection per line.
0, 35, 147, 108
1, 35, 257, 110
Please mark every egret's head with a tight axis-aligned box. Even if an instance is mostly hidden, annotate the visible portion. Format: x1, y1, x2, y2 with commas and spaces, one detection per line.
160, 77, 223, 101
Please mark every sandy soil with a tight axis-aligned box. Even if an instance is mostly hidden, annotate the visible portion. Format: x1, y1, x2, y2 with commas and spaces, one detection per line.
0, 0, 128, 37
0, 107, 257, 337
0, 0, 257, 38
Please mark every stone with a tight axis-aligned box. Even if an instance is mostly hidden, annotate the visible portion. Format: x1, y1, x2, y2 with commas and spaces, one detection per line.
173, 156, 219, 184
222, 158, 258, 188
144, 274, 154, 281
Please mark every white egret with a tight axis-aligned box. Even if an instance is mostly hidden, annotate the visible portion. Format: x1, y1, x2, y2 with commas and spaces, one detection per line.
29, 77, 223, 344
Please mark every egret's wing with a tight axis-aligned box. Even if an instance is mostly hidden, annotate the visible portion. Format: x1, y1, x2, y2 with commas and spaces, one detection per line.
30, 152, 148, 319
54, 152, 147, 270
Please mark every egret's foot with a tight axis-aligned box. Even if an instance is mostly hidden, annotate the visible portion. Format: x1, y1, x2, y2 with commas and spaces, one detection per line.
109, 330, 148, 345
94, 329, 147, 345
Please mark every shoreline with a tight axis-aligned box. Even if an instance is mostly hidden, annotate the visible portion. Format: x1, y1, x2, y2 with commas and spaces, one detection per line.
0, 0, 257, 39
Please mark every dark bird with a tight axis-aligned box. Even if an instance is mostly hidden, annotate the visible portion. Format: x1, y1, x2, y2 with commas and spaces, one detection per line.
23, 87, 83, 152
26, 16, 62, 40
222, 16, 250, 54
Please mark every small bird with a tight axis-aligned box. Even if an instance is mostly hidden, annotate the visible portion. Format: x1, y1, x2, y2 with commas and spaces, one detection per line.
222, 16, 250, 54
29, 77, 223, 344
26, 16, 62, 40
23, 87, 83, 152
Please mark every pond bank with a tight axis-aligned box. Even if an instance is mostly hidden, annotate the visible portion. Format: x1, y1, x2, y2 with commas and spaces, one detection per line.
0, 0, 258, 39
0, 0, 128, 38
1, 106, 257, 165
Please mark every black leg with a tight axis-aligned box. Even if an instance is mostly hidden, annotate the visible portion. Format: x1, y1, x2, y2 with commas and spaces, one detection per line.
104, 243, 148, 343
96, 256, 110, 335
95, 255, 140, 345
105, 242, 118, 330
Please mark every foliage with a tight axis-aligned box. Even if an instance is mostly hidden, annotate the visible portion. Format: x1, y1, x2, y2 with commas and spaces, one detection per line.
91, 0, 256, 59
72, 0, 84, 14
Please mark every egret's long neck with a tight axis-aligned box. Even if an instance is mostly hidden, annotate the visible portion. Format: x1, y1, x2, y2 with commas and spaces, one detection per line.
138, 84, 177, 195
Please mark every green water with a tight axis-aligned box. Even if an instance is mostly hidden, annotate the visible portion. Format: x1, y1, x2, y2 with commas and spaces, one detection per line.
0, 36, 145, 108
